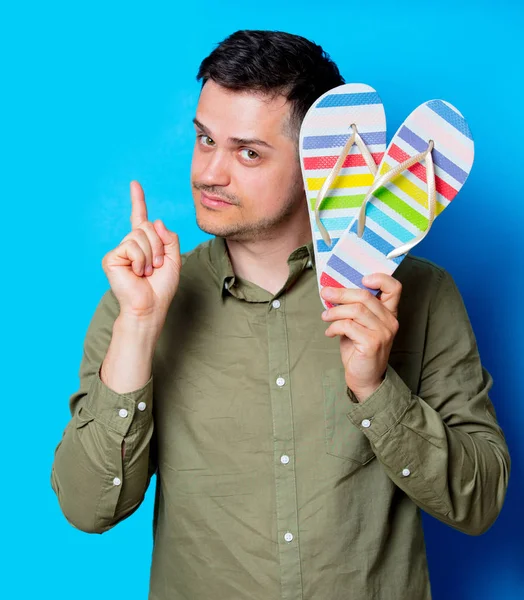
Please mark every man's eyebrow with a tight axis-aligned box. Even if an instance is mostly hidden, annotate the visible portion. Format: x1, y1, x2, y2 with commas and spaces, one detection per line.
229, 136, 274, 150
193, 118, 211, 136
192, 118, 274, 150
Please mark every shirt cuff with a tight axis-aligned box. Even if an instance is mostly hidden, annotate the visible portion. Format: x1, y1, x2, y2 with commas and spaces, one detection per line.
346, 365, 413, 443
82, 362, 154, 436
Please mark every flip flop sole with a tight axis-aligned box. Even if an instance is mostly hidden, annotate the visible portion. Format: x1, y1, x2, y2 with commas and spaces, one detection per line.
299, 83, 387, 299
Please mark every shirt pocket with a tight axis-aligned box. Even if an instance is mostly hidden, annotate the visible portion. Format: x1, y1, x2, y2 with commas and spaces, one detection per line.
322, 367, 376, 465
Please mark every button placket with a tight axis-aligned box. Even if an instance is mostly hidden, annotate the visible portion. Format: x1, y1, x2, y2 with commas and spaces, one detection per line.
266, 293, 303, 596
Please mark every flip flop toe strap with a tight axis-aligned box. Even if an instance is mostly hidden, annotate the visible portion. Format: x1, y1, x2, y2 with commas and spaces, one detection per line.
356, 140, 437, 259
314, 124, 378, 247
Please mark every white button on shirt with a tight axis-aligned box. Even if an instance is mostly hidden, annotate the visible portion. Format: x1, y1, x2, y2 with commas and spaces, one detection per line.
272, 299, 281, 309
280, 455, 290, 465
276, 377, 286, 387
118, 408, 128, 418
361, 419, 371, 428
113, 477, 121, 486
137, 402, 146, 412
284, 532, 294, 542
402, 468, 411, 477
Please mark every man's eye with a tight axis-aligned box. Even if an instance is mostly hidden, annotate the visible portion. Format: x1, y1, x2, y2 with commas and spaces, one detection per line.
240, 148, 259, 161
199, 135, 215, 147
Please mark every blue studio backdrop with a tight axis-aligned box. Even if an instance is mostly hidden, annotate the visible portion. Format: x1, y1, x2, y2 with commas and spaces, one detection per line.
2, 1, 523, 598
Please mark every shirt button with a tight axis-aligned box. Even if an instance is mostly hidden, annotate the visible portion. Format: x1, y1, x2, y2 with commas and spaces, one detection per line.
118, 408, 128, 418
280, 455, 290, 465
272, 299, 281, 309
306, 259, 313, 268
284, 532, 294, 542
276, 377, 286, 387
361, 419, 371, 428
137, 402, 146, 412
113, 477, 121, 486
402, 468, 411, 477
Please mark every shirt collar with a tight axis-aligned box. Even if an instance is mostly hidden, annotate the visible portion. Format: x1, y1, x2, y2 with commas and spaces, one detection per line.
208, 236, 315, 301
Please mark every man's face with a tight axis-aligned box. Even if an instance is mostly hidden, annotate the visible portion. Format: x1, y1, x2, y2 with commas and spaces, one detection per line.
191, 80, 306, 242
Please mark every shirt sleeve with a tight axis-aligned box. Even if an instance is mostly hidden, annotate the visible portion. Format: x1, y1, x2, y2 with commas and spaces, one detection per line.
50, 288, 156, 534
346, 269, 511, 536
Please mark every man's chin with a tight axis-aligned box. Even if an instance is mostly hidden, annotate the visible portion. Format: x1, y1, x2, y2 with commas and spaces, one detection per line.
195, 215, 234, 238
195, 216, 259, 242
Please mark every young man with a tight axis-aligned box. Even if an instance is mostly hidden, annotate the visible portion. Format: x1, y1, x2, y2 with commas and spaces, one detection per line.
51, 30, 510, 600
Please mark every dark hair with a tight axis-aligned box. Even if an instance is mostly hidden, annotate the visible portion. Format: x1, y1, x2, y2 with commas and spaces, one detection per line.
196, 30, 345, 137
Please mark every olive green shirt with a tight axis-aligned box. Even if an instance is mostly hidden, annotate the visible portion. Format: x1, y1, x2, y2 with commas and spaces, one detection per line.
51, 236, 510, 600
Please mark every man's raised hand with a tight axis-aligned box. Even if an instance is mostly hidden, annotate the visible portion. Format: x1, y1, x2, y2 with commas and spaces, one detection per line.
102, 181, 182, 329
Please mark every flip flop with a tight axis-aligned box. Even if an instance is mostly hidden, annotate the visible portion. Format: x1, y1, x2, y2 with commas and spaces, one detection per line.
318, 99, 474, 308
299, 83, 387, 302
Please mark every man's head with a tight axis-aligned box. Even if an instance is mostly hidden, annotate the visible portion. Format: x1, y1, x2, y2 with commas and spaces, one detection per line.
191, 30, 344, 242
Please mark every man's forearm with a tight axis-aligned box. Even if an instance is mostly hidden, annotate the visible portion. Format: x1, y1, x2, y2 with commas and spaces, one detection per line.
100, 314, 161, 393
51, 292, 158, 534
347, 366, 510, 535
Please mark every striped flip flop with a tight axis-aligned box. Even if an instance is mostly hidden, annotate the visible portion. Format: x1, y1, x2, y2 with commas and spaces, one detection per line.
319, 99, 474, 307
299, 83, 386, 305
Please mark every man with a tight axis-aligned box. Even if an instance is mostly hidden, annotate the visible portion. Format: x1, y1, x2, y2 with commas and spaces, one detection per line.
51, 30, 510, 600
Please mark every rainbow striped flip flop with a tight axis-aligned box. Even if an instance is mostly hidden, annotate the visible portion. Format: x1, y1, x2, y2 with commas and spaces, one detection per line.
319, 100, 474, 306
299, 83, 386, 301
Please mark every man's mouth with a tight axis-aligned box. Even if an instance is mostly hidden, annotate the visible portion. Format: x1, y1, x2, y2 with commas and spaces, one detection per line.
200, 190, 235, 208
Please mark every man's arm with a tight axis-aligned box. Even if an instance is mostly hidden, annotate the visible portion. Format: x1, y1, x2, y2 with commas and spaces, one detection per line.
50, 288, 157, 534
345, 270, 510, 535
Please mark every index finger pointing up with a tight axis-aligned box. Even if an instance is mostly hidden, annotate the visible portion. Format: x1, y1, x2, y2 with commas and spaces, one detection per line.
130, 180, 148, 229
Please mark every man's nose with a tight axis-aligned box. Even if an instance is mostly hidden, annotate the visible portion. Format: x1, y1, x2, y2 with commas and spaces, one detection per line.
199, 150, 231, 187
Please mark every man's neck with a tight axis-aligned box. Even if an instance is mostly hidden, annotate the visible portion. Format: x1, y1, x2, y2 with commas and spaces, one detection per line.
226, 226, 312, 295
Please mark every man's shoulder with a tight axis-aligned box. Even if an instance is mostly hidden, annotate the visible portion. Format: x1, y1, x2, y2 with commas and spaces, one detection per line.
396, 254, 449, 289
394, 254, 459, 320
180, 238, 214, 268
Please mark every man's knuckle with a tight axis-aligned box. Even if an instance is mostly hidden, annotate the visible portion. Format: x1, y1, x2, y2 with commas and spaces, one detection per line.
141, 220, 155, 233
355, 303, 366, 315
135, 227, 148, 240
358, 289, 372, 302
371, 339, 381, 353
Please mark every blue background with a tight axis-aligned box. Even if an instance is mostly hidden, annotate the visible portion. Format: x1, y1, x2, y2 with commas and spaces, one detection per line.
2, 0, 523, 597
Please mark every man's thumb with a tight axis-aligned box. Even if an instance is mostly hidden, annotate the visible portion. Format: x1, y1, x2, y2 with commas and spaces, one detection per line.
154, 220, 180, 260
